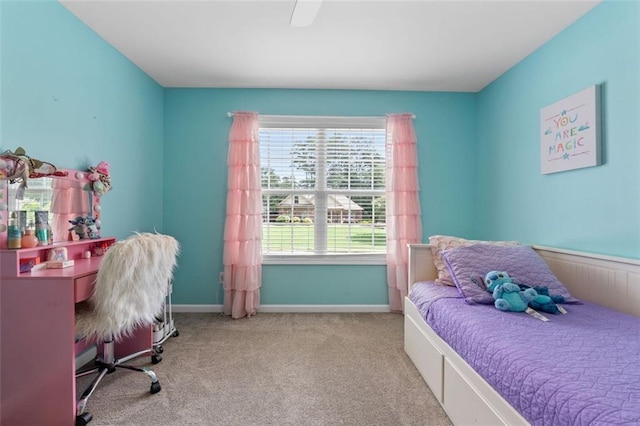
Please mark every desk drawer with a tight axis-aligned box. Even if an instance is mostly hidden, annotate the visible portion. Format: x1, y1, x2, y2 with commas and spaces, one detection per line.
75, 273, 96, 302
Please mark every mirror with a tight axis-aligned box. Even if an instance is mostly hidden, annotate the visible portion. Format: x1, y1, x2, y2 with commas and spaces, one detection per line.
7, 175, 93, 243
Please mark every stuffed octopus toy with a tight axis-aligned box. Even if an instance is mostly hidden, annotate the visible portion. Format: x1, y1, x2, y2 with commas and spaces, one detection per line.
484, 271, 563, 314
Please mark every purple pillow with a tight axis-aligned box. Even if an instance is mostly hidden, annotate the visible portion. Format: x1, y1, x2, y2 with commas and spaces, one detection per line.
441, 244, 578, 305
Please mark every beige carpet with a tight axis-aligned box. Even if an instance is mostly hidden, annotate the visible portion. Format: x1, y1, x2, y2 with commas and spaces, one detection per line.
77, 312, 452, 426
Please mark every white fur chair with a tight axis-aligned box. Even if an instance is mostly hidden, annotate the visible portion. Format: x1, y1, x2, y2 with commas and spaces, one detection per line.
75, 232, 179, 426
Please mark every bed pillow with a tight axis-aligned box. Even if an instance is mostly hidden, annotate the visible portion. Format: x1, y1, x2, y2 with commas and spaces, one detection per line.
441, 244, 578, 305
429, 235, 519, 286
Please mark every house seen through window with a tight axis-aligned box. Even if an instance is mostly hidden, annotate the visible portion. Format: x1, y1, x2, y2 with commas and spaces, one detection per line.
259, 115, 386, 260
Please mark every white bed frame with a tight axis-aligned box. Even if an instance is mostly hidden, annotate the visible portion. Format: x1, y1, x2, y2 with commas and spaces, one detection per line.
404, 244, 640, 426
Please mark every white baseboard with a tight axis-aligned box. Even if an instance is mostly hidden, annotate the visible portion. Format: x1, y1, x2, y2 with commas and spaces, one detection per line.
260, 304, 391, 313
172, 304, 390, 313
173, 304, 224, 313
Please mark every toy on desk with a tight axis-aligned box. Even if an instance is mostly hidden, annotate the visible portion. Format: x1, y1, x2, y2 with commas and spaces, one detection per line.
85, 216, 101, 239
69, 215, 101, 240
47, 247, 68, 262
69, 216, 87, 239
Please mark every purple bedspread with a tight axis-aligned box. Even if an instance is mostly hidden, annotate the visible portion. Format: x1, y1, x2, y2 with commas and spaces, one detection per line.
410, 282, 640, 426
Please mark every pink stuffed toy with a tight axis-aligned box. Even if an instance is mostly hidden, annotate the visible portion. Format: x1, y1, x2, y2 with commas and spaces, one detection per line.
87, 161, 112, 196
96, 161, 110, 174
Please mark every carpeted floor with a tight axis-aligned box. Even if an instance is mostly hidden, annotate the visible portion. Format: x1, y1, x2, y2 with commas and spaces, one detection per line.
77, 312, 452, 426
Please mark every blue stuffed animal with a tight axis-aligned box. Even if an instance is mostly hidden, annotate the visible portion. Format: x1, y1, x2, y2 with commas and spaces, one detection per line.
517, 284, 564, 314
484, 270, 538, 312
68, 216, 87, 240
84, 216, 100, 239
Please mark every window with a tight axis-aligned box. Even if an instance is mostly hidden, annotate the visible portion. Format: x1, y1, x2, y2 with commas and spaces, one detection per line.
8, 177, 53, 224
260, 115, 386, 264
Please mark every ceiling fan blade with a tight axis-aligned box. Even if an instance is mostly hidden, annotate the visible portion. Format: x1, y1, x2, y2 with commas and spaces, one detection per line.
290, 0, 323, 28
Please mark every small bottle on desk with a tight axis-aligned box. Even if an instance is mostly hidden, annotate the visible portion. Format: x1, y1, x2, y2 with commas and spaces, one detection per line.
8, 212, 22, 249
21, 224, 39, 249
35, 225, 48, 246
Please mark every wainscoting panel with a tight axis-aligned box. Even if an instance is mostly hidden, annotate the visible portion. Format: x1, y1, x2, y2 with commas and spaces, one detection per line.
534, 246, 640, 317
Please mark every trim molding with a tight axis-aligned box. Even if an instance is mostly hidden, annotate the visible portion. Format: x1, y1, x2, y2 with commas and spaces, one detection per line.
172, 304, 224, 313
172, 304, 391, 313
532, 245, 640, 266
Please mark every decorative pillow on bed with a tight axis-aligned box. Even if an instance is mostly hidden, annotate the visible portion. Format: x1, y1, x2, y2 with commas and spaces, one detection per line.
429, 235, 519, 286
441, 244, 578, 304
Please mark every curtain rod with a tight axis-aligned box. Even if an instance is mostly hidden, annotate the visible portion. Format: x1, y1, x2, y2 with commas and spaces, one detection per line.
227, 111, 416, 119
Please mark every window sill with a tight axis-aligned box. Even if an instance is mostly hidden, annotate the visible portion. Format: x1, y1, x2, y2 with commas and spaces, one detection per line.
263, 253, 386, 265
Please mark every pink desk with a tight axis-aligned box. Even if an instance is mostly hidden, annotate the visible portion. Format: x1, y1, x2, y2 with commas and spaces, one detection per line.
0, 238, 152, 425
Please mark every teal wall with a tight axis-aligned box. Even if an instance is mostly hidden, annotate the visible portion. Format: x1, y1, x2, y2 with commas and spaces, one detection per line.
1, 0, 164, 239
476, 0, 639, 258
2, 0, 638, 306
163, 89, 477, 304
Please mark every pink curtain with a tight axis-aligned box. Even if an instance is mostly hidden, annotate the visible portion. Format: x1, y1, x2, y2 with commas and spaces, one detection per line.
51, 178, 90, 241
386, 113, 423, 313
223, 112, 263, 319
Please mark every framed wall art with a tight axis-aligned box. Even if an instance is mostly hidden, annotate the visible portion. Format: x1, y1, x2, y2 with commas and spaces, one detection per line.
540, 85, 602, 174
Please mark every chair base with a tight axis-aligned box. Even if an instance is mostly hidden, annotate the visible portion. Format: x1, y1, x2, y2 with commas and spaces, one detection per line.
75, 341, 161, 425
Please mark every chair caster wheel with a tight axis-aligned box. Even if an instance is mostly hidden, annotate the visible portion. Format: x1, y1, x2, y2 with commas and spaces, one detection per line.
150, 381, 162, 394
76, 412, 93, 426
156, 344, 164, 354
172, 329, 179, 337
152, 354, 162, 364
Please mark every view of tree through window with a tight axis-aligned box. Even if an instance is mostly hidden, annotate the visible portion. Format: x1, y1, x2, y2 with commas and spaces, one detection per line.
8, 178, 54, 225
260, 118, 386, 256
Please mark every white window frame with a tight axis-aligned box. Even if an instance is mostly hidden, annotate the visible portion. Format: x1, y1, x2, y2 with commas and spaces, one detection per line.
259, 115, 387, 265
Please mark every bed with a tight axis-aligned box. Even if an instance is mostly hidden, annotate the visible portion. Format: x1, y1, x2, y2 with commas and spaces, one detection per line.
404, 242, 640, 426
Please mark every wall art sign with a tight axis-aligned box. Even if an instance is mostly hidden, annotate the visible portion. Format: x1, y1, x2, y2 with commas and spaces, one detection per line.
540, 85, 601, 174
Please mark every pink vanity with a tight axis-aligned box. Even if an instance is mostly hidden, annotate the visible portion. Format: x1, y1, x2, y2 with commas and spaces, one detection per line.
0, 164, 152, 425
